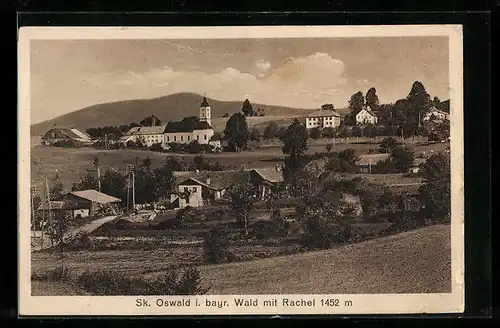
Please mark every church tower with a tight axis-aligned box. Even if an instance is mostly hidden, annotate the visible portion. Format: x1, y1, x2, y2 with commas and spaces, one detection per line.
199, 95, 211, 127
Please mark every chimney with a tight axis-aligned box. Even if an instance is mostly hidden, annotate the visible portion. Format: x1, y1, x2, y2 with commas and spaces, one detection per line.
205, 177, 211, 185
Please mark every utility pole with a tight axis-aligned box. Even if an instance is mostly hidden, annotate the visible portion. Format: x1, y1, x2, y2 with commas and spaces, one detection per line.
45, 178, 52, 247
132, 166, 135, 211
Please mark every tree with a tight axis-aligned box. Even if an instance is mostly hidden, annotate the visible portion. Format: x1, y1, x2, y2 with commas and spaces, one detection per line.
309, 127, 322, 139
321, 104, 335, 111
432, 96, 441, 108
391, 147, 415, 173
134, 167, 156, 204
223, 113, 249, 152
152, 164, 176, 202
379, 137, 398, 153
227, 181, 257, 235
72, 171, 99, 191
50, 212, 71, 279
365, 87, 380, 111
50, 182, 64, 199
263, 122, 280, 139
241, 99, 255, 117
418, 152, 451, 222
407, 81, 431, 123
250, 128, 261, 141
348, 91, 365, 114
139, 115, 162, 127
322, 127, 336, 138
100, 169, 127, 204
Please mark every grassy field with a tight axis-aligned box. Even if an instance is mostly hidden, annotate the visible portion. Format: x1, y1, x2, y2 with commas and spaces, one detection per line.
198, 224, 451, 294
30, 140, 446, 192
31, 224, 451, 295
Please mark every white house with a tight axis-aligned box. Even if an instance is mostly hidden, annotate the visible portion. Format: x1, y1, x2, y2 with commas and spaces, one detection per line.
305, 108, 341, 129
171, 170, 249, 209
355, 108, 378, 125
423, 107, 450, 122
119, 125, 167, 147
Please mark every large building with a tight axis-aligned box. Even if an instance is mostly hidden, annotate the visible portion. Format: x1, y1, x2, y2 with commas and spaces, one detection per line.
120, 96, 215, 148
305, 107, 341, 129
41, 128, 94, 146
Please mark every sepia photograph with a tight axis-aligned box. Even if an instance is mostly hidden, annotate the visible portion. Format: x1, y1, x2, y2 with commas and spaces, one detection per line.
18, 25, 464, 316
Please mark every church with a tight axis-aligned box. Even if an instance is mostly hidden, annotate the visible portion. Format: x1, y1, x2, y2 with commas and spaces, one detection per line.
163, 96, 215, 146
120, 96, 215, 148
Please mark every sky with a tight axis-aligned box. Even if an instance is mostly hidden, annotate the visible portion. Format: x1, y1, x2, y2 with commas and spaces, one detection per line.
30, 37, 449, 124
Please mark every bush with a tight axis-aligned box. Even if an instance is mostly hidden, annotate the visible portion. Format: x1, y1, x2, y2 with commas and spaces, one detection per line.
177, 206, 205, 222
77, 267, 209, 295
309, 127, 322, 139
251, 219, 284, 239
53, 139, 81, 148
149, 142, 164, 152
203, 229, 230, 264
322, 127, 337, 138
379, 137, 398, 153
32, 266, 72, 282
301, 216, 356, 250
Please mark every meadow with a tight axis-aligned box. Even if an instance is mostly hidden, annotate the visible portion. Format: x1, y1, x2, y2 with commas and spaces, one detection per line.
31, 224, 451, 295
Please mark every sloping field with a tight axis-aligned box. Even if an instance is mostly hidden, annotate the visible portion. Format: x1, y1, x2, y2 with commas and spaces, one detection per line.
198, 224, 451, 294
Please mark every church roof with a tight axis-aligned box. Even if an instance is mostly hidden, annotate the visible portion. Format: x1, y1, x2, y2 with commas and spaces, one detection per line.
165, 120, 213, 133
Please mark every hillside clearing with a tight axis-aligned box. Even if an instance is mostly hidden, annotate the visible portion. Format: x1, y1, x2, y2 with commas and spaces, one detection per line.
197, 224, 451, 294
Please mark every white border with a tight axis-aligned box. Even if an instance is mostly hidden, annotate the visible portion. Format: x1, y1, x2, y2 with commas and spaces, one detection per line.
18, 25, 464, 316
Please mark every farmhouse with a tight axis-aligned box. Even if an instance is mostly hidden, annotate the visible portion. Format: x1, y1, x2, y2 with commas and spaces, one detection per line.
119, 125, 167, 148
62, 189, 122, 218
171, 170, 249, 209
248, 166, 285, 199
41, 128, 94, 146
423, 106, 450, 122
355, 108, 378, 125
305, 107, 341, 129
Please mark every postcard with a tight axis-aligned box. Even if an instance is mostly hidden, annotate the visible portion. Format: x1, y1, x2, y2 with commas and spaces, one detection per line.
18, 24, 464, 316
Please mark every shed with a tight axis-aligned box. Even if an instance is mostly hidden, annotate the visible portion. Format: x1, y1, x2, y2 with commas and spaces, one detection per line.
63, 189, 122, 218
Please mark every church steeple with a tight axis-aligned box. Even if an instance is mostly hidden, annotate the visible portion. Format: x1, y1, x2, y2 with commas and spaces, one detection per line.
199, 94, 211, 126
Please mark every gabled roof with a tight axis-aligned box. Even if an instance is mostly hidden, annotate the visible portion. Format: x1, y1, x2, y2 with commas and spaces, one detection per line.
68, 190, 122, 204
307, 109, 341, 118
356, 153, 390, 166
427, 107, 449, 116
356, 108, 377, 117
250, 168, 284, 183
165, 120, 213, 133
37, 201, 67, 211
69, 128, 92, 140
126, 125, 167, 135
174, 170, 249, 190
42, 128, 93, 141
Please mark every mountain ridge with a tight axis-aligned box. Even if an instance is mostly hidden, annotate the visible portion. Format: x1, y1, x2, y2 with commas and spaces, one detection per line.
30, 93, 319, 136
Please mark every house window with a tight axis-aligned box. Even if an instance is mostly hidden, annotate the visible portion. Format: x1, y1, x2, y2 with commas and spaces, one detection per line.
197, 135, 199, 141
174, 136, 177, 142
204, 135, 207, 140
187, 135, 190, 141
167, 136, 170, 142
181, 136, 184, 141
184, 187, 188, 192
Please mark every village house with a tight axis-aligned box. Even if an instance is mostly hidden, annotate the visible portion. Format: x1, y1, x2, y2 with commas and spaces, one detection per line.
423, 106, 450, 122
305, 107, 341, 129
41, 128, 94, 146
171, 170, 249, 209
62, 189, 122, 218
248, 165, 285, 199
355, 108, 379, 125
119, 125, 167, 147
